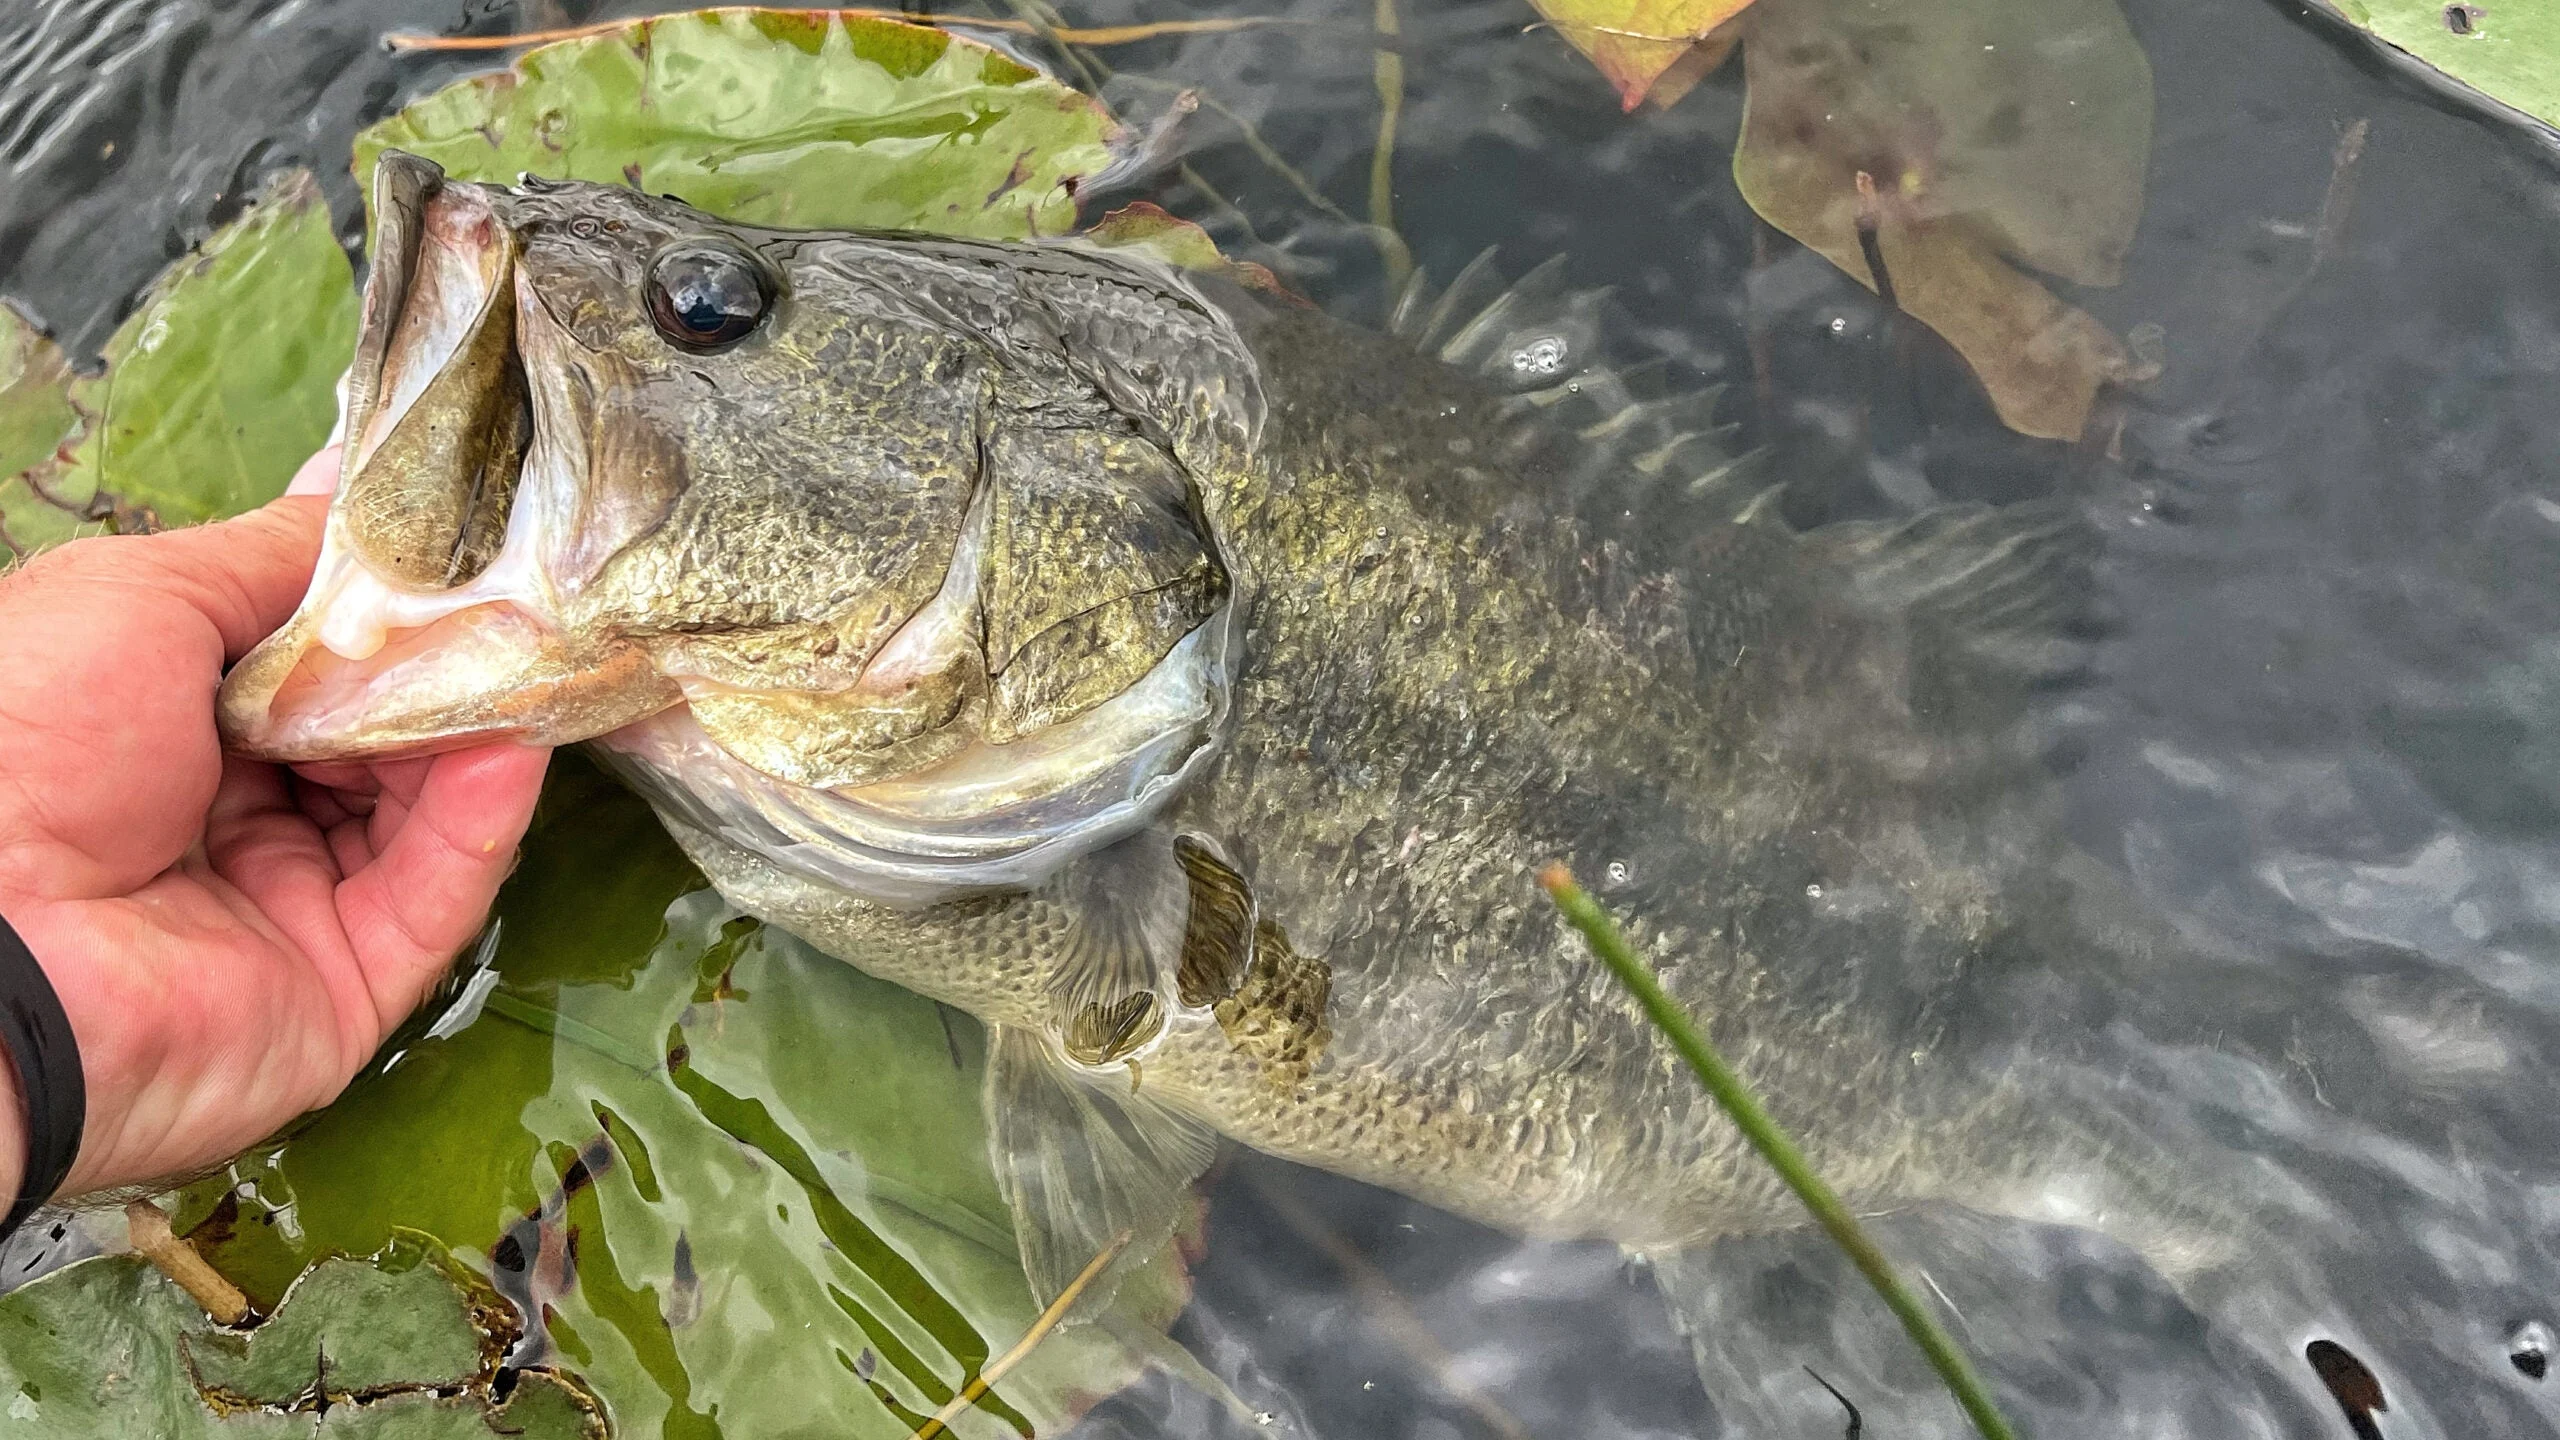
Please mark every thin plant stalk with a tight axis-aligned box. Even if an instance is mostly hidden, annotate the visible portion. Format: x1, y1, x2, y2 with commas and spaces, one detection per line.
904, 1229, 1132, 1440
1367, 0, 1415, 294
1537, 864, 2022, 1440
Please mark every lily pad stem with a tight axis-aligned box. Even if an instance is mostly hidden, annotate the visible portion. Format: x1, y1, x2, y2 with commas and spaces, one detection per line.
126, 1200, 251, 1326
1536, 864, 2021, 1440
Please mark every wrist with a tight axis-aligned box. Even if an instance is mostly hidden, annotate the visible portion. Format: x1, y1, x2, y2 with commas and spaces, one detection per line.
0, 901, 87, 1229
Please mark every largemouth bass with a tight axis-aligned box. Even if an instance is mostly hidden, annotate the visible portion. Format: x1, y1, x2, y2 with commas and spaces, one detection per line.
217, 153, 2518, 1437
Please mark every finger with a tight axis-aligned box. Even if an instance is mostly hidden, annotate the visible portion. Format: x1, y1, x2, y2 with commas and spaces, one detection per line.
291, 779, 359, 831
289, 762, 381, 795
203, 756, 346, 941
285, 445, 341, 497
325, 816, 374, 878
334, 743, 549, 1036
22, 486, 331, 664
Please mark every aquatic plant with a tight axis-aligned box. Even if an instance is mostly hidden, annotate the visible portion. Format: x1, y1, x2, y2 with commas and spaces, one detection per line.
1541, 863, 2022, 1440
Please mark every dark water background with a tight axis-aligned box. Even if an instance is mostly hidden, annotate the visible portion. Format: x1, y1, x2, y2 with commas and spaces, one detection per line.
7, 0, 2560, 1436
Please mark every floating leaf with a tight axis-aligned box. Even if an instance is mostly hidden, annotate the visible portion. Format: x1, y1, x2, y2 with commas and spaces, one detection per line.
352, 7, 1124, 237
2305, 0, 2560, 131
1084, 201, 1302, 297
0, 172, 353, 561
0, 1236, 602, 1438
1733, 0, 2155, 439
1528, 0, 1756, 109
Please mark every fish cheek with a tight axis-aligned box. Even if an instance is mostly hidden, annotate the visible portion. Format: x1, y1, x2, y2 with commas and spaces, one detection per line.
554, 361, 687, 596
980, 426, 1228, 744
678, 664, 987, 791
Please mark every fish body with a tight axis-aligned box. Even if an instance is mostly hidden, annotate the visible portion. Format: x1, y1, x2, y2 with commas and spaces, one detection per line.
219, 155, 2512, 1437
665, 291, 2081, 1255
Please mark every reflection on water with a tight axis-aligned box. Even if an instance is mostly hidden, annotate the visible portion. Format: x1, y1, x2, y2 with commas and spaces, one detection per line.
7, 0, 2560, 1436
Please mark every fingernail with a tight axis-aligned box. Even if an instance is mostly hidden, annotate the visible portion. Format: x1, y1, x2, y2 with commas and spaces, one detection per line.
285, 445, 344, 497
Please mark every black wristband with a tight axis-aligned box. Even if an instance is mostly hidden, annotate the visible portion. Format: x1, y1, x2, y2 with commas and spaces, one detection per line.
0, 910, 83, 1243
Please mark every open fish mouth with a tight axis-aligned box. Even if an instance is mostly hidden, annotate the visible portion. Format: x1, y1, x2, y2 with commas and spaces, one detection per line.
219, 153, 1247, 900
218, 153, 676, 759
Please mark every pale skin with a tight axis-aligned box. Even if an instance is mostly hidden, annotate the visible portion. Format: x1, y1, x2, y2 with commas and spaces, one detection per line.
0, 446, 549, 1204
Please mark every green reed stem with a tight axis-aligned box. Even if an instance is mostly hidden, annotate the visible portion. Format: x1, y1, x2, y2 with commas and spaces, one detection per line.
1537, 864, 2022, 1440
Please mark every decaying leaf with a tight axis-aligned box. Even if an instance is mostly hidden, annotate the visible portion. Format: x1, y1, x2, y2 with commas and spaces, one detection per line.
1734, 0, 2156, 439
0, 306, 85, 560
1529, 0, 1757, 109
0, 1234, 604, 1438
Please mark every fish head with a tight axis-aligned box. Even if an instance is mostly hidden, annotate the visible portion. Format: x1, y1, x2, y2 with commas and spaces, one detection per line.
221, 152, 1258, 900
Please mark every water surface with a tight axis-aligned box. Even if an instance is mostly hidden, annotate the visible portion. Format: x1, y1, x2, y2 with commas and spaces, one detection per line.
6, 0, 2560, 1436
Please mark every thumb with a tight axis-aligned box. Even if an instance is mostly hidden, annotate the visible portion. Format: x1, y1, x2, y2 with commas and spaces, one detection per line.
130, 495, 328, 661
43, 449, 339, 663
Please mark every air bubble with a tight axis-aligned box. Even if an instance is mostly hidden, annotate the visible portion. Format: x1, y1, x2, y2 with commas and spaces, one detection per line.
1510, 334, 1570, 377
2510, 1320, 2551, 1380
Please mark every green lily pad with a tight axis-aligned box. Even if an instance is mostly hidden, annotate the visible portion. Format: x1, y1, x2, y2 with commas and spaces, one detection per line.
185, 1235, 498, 1404
0, 171, 353, 562
2308, 1, 2560, 133
0, 1236, 601, 1438
178, 757, 1204, 1440
353, 7, 1125, 237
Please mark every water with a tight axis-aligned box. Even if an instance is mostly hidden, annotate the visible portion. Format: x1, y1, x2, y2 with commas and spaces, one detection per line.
6, 0, 2560, 1436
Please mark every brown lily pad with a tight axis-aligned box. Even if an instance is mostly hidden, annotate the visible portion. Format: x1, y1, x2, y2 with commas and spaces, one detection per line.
1733, 0, 2156, 439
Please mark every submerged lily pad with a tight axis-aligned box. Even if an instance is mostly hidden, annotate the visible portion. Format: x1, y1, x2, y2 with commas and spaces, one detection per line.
1732, 0, 2154, 439
178, 758, 1202, 1440
353, 7, 1124, 236
0, 171, 354, 562
0, 1235, 601, 1438
2307, 0, 2560, 133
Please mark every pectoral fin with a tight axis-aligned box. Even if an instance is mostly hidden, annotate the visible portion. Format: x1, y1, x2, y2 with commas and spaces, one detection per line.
1039, 830, 1190, 1064
983, 1023, 1219, 1313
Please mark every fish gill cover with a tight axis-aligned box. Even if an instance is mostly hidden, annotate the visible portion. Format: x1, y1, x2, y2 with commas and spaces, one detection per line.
0, 12, 1238, 1437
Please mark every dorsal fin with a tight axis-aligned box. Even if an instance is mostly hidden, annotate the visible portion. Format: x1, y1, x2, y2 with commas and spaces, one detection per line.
1809, 499, 2101, 736
1390, 252, 2095, 747
1389, 252, 1758, 550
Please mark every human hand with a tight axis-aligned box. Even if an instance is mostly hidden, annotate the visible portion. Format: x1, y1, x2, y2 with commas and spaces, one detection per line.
0, 446, 550, 1201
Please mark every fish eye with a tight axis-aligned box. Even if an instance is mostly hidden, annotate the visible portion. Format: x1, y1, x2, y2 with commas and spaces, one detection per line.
645, 243, 771, 352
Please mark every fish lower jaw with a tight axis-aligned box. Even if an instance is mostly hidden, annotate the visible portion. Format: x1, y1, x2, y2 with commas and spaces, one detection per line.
218, 584, 676, 762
